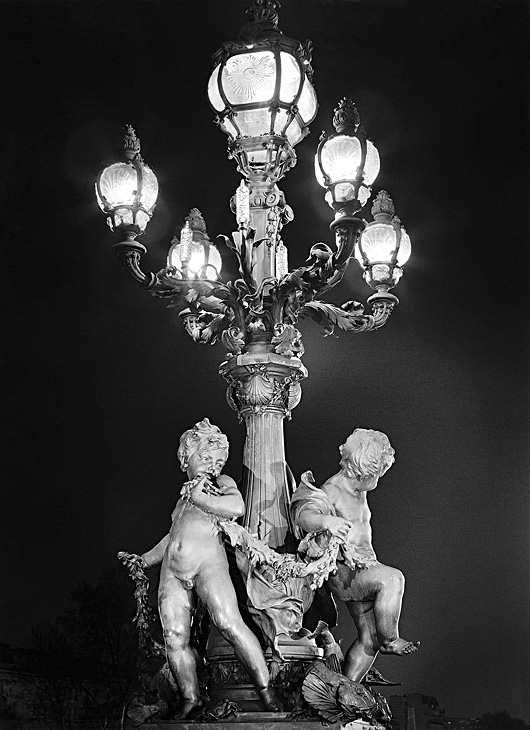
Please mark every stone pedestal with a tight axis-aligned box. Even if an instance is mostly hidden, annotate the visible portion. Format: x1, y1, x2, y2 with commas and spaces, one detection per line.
140, 717, 340, 730
206, 628, 323, 713
139, 718, 378, 730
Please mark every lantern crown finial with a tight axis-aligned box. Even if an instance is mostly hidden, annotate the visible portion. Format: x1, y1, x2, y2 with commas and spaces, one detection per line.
117, 125, 142, 162
245, 0, 281, 28
186, 208, 208, 235
333, 98, 360, 135
371, 190, 395, 222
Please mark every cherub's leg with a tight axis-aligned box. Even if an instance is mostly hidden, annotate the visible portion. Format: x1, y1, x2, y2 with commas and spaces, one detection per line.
196, 561, 282, 711
343, 599, 379, 681
354, 563, 419, 656
158, 574, 202, 719
371, 564, 418, 655
334, 563, 418, 682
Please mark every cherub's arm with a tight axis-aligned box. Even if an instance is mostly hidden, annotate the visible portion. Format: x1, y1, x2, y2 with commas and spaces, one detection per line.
291, 472, 352, 541
140, 534, 170, 568
189, 474, 244, 519
296, 506, 352, 542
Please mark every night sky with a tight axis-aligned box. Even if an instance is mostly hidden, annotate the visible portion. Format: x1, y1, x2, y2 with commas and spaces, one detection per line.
2, 0, 529, 722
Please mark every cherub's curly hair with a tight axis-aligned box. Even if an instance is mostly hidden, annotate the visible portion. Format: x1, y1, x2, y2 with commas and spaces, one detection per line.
339, 428, 395, 480
177, 418, 229, 471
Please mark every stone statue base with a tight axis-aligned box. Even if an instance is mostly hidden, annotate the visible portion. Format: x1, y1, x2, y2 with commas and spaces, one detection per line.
138, 716, 375, 730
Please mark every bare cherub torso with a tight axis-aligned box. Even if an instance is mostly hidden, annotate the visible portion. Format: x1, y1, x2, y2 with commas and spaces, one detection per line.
322, 476, 376, 564
162, 492, 228, 586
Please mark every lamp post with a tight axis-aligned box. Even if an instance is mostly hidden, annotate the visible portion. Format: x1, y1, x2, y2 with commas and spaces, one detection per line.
98, 0, 412, 715
96, 3, 411, 550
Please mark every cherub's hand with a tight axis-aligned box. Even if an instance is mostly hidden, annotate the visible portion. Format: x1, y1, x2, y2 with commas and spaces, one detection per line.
321, 515, 353, 541
186, 475, 223, 506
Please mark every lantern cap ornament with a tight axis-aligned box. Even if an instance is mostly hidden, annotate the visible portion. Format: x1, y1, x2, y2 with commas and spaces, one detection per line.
371, 189, 395, 221
244, 0, 281, 28
117, 124, 142, 161
332, 97, 361, 135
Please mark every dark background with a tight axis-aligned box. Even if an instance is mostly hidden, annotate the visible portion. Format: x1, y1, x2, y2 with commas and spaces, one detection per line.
2, 0, 529, 721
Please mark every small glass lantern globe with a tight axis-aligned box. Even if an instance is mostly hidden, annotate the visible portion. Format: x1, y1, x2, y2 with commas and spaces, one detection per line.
95, 126, 158, 236
315, 99, 379, 214
208, 0, 317, 181
355, 190, 411, 290
167, 209, 222, 281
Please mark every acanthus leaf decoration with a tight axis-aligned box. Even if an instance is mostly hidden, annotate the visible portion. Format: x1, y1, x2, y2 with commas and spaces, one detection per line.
299, 300, 377, 337
271, 323, 305, 358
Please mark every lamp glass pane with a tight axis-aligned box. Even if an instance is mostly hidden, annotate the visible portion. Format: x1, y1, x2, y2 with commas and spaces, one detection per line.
115, 208, 134, 226
397, 228, 412, 266
220, 117, 238, 138
279, 52, 300, 103
222, 51, 276, 105
273, 108, 289, 135
360, 223, 397, 264
334, 182, 356, 202
208, 65, 224, 111
167, 242, 221, 280
285, 118, 303, 147
140, 165, 159, 212
320, 135, 362, 184
136, 210, 150, 231
364, 140, 380, 185
203, 244, 222, 278
95, 183, 106, 211
298, 76, 318, 123
234, 107, 272, 137
358, 185, 370, 208
98, 162, 138, 208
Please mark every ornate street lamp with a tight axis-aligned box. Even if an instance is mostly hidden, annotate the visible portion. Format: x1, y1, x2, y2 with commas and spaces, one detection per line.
97, 0, 414, 719
207, 0, 317, 183
95, 125, 158, 239
167, 209, 223, 281
356, 190, 411, 303
315, 97, 379, 216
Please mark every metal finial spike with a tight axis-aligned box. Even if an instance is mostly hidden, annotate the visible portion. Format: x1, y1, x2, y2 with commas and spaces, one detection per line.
371, 191, 395, 221
333, 98, 360, 134
118, 125, 142, 161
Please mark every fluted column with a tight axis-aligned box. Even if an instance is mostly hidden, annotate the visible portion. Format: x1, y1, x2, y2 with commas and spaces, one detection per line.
220, 349, 307, 549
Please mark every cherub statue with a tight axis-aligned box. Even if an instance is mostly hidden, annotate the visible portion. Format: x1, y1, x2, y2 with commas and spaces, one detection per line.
120, 418, 281, 719
290, 428, 419, 682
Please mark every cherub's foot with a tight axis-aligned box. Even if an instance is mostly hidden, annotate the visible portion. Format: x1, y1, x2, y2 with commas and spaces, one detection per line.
379, 638, 420, 655
259, 686, 283, 712
172, 699, 203, 720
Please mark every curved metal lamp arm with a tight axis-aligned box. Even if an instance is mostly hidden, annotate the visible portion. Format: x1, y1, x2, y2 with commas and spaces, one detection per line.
112, 240, 158, 289
330, 215, 365, 272
366, 291, 399, 329
299, 290, 398, 337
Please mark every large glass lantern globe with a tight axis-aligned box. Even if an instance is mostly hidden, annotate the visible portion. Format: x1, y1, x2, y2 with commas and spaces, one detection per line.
95, 126, 158, 236
315, 99, 379, 214
166, 211, 222, 281
354, 191, 412, 290
208, 1, 317, 181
